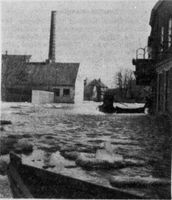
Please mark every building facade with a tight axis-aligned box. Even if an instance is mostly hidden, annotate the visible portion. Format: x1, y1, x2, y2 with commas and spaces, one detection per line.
133, 0, 172, 115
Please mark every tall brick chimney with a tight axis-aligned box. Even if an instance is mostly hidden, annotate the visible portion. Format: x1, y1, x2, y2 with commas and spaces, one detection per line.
48, 11, 56, 63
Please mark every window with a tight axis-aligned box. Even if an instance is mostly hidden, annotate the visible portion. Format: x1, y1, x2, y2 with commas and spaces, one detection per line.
54, 88, 60, 96
165, 71, 169, 111
63, 89, 70, 96
168, 18, 172, 47
160, 26, 164, 51
158, 73, 162, 111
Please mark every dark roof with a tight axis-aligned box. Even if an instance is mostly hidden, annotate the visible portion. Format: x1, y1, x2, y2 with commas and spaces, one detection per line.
86, 79, 108, 88
27, 62, 79, 86
2, 54, 32, 88
84, 79, 108, 97
2, 54, 79, 88
2, 54, 31, 62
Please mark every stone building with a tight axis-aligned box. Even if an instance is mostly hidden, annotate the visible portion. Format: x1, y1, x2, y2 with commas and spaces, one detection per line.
1, 11, 79, 103
133, 0, 172, 115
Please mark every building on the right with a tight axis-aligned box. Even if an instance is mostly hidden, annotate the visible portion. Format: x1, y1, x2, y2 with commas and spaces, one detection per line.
133, 0, 172, 115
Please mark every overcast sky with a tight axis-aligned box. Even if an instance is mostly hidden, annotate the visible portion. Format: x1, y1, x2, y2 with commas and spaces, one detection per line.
1, 0, 157, 87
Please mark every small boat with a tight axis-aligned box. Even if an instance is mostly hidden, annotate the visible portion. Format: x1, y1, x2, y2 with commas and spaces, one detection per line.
7, 152, 143, 199
115, 106, 145, 113
98, 105, 145, 114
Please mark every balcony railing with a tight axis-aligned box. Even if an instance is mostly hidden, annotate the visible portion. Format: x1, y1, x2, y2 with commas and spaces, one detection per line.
132, 47, 156, 86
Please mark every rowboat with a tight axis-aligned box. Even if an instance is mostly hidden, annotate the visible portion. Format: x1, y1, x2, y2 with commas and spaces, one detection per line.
7, 152, 143, 199
115, 106, 145, 113
98, 105, 145, 113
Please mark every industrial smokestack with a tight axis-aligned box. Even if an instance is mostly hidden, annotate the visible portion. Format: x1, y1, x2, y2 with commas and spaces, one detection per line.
48, 11, 56, 63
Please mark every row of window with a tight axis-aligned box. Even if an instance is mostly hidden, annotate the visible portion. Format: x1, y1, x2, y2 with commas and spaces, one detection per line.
54, 88, 70, 97
157, 71, 169, 112
160, 18, 172, 51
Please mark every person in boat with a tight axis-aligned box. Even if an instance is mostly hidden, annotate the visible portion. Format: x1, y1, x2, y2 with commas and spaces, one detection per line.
144, 95, 153, 114
98, 91, 116, 113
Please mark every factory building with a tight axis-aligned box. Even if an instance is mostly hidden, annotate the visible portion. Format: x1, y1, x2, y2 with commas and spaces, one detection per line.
1, 11, 79, 103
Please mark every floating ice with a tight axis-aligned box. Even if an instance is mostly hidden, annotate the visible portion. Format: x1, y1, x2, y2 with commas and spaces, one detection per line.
96, 141, 123, 163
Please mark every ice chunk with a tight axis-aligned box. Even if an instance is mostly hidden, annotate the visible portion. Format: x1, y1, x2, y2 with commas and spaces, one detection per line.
96, 142, 123, 163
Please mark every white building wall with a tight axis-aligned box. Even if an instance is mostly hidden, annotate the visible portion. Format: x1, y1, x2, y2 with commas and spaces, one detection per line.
32, 90, 54, 104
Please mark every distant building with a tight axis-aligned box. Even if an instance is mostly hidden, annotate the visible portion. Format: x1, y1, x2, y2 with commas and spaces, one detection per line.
84, 79, 108, 102
133, 0, 172, 114
1, 11, 79, 103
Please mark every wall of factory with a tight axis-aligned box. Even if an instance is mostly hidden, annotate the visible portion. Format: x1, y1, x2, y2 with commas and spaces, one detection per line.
4, 88, 31, 102
53, 86, 75, 103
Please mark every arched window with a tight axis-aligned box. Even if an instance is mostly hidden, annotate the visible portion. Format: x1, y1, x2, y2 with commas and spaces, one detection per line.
168, 18, 172, 47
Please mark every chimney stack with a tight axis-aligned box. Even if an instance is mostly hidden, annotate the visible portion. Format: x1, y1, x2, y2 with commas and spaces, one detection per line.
48, 11, 56, 63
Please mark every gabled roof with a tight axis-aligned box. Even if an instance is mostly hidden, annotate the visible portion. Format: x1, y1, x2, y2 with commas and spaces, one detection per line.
86, 79, 108, 88
27, 62, 79, 86
2, 54, 80, 88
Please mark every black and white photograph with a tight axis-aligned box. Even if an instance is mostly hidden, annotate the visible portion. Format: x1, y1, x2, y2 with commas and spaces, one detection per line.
0, 0, 171, 199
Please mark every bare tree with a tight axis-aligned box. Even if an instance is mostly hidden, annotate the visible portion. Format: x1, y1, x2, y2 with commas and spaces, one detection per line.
114, 68, 136, 101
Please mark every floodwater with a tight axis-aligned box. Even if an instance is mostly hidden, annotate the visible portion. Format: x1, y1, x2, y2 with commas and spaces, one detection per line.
0, 102, 171, 199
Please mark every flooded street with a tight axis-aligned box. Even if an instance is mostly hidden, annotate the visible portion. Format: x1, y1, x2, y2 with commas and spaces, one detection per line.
0, 102, 171, 198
